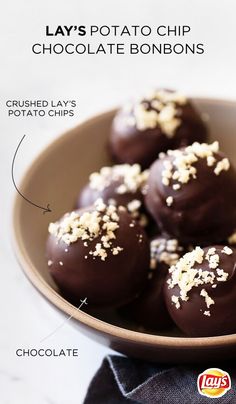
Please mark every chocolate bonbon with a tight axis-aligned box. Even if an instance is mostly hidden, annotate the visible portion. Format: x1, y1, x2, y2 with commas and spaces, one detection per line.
110, 89, 207, 168
164, 246, 236, 337
46, 200, 150, 307
145, 141, 236, 244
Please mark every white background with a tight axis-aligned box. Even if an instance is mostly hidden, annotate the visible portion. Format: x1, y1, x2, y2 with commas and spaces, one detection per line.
0, 1, 236, 403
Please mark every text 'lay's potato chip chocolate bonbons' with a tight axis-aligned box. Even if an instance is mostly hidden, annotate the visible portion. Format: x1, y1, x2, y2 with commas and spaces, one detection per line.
46, 89, 236, 337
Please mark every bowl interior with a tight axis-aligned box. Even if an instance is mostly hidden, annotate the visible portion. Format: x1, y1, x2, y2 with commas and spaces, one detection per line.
13, 99, 236, 349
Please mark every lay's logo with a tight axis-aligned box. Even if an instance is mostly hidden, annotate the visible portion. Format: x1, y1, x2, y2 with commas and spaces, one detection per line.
197, 368, 231, 398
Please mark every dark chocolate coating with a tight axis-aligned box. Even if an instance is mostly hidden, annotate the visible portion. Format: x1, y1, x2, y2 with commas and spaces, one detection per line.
110, 92, 208, 169
77, 178, 144, 210
122, 269, 173, 331
121, 235, 184, 330
46, 207, 150, 308
164, 246, 236, 337
145, 151, 236, 244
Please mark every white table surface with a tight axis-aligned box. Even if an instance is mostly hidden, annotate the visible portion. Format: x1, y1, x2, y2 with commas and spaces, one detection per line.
1, 0, 236, 403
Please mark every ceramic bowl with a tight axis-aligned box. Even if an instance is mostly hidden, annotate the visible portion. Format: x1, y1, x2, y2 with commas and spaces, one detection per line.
13, 98, 236, 363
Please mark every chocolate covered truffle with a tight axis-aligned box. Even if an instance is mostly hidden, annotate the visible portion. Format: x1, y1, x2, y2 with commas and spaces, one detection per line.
164, 246, 236, 337
46, 199, 150, 308
110, 89, 208, 168
145, 141, 236, 244
122, 236, 184, 330
77, 164, 149, 226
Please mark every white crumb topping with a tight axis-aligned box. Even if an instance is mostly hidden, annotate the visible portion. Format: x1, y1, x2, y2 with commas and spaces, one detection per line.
158, 104, 181, 137
200, 289, 215, 308
171, 295, 180, 309
89, 164, 149, 194
221, 246, 233, 255
147, 89, 187, 105
161, 141, 230, 188
134, 104, 161, 131
173, 183, 180, 190
138, 234, 143, 244
207, 156, 216, 167
167, 246, 229, 315
128, 90, 187, 136
150, 238, 183, 269
214, 158, 230, 175
205, 248, 219, 269
206, 247, 216, 255
112, 246, 123, 255
120, 198, 148, 227
127, 199, 141, 212
159, 152, 166, 159
151, 99, 162, 110
204, 310, 211, 316
48, 199, 124, 261
166, 196, 173, 207
216, 268, 229, 282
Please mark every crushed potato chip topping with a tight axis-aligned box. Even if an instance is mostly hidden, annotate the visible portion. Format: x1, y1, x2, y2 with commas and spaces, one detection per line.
126, 89, 187, 137
48, 199, 125, 261
167, 246, 231, 316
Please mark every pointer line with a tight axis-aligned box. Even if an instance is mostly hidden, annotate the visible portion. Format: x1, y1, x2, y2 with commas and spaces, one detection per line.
40, 298, 88, 343
11, 135, 51, 214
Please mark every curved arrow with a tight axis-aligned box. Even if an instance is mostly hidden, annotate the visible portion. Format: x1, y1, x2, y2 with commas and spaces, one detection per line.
12, 135, 52, 214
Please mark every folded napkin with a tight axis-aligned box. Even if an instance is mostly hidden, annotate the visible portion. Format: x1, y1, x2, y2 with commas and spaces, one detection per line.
84, 355, 236, 404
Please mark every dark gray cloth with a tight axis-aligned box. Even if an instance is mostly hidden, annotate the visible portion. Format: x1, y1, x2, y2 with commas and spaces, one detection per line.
84, 355, 236, 404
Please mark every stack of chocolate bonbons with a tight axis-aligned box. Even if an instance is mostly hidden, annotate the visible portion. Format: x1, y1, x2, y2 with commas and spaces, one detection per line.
46, 89, 236, 337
